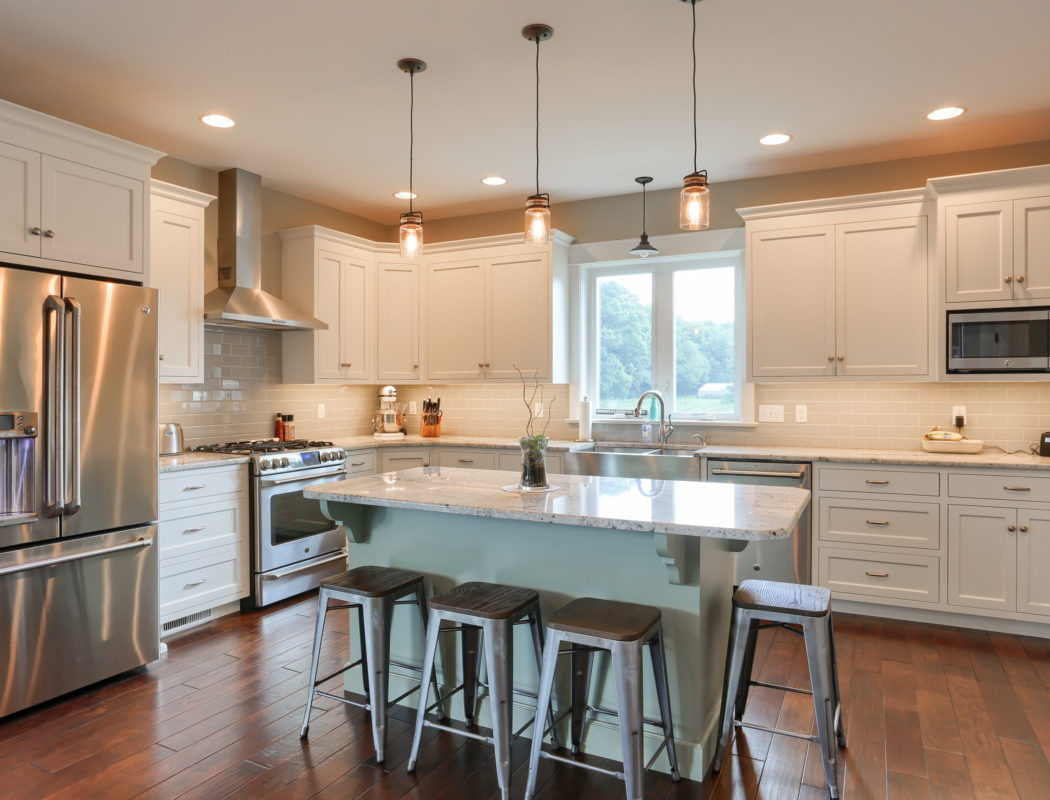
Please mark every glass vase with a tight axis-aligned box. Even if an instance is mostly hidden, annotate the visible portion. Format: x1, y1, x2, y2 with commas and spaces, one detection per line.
519, 435, 550, 490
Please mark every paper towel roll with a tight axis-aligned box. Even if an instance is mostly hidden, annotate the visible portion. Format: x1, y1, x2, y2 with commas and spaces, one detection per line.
578, 397, 593, 441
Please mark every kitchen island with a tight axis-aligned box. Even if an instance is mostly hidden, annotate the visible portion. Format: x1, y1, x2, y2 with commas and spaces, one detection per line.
305, 467, 810, 780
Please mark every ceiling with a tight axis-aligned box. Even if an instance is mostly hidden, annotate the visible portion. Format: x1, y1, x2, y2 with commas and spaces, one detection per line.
2, 0, 1049, 224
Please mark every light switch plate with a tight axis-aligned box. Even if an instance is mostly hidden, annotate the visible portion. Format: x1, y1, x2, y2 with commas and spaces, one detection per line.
952, 405, 966, 425
758, 404, 784, 422
795, 405, 808, 423
409, 401, 417, 414
317, 403, 325, 419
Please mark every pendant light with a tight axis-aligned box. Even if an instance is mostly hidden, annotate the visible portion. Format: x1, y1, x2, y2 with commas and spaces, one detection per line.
679, 0, 710, 231
630, 177, 659, 257
397, 57, 426, 257
522, 24, 554, 244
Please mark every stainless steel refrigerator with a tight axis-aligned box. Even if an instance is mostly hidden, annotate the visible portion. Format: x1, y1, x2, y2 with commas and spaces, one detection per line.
0, 265, 159, 718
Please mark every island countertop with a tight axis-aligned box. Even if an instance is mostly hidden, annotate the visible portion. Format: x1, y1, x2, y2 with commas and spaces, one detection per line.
304, 466, 809, 541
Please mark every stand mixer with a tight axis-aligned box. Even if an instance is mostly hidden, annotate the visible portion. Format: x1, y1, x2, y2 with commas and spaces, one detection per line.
372, 385, 406, 439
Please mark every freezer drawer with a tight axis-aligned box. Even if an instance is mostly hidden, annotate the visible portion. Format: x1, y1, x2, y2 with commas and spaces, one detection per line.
0, 525, 158, 718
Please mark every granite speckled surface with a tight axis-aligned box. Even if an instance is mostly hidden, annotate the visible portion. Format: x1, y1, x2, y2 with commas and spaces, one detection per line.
329, 434, 588, 452
304, 466, 810, 540
158, 452, 250, 473
689, 443, 1047, 470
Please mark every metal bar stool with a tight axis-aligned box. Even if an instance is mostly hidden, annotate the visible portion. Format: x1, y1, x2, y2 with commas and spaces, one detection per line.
713, 579, 846, 798
299, 565, 446, 763
408, 581, 558, 800
524, 597, 681, 800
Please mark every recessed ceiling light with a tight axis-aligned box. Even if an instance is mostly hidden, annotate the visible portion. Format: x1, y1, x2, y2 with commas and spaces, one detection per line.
393, 191, 418, 200
481, 176, 507, 186
759, 132, 791, 146
927, 106, 966, 121
200, 114, 235, 128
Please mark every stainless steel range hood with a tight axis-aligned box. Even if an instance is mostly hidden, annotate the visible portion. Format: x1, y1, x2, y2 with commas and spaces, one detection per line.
203, 168, 327, 331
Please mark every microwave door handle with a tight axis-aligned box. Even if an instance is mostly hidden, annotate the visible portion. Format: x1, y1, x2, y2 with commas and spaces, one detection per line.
43, 295, 65, 518
63, 297, 82, 516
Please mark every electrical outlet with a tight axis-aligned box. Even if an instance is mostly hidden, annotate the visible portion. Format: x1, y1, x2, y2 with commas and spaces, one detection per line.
952, 405, 966, 426
409, 401, 417, 414
795, 405, 808, 423
317, 403, 325, 419
758, 404, 784, 423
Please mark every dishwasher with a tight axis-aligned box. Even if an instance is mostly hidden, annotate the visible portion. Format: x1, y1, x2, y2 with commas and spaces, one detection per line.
706, 459, 812, 584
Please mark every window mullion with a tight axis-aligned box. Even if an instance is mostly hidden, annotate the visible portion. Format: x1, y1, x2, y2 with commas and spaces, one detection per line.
652, 267, 674, 400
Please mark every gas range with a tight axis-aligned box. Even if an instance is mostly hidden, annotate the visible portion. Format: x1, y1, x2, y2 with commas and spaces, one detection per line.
191, 439, 346, 475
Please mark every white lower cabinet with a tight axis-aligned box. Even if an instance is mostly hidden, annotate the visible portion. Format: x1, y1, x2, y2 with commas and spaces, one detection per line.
157, 464, 248, 635
374, 445, 563, 476
819, 547, 939, 604
380, 448, 430, 472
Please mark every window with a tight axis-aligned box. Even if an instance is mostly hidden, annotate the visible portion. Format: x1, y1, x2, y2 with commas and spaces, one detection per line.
585, 251, 747, 421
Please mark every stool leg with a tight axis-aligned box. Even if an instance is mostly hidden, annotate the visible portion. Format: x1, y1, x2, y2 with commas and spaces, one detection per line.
413, 583, 447, 721
713, 607, 753, 771
804, 617, 840, 800
361, 595, 395, 764
299, 587, 330, 738
485, 619, 514, 800
648, 630, 680, 782
611, 640, 645, 800
735, 618, 761, 720
828, 613, 846, 748
570, 647, 594, 754
524, 628, 561, 800
528, 607, 561, 752
408, 608, 442, 772
356, 601, 370, 703
461, 625, 482, 722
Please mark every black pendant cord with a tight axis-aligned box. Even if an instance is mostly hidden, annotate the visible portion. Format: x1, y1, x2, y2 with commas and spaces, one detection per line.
642, 182, 648, 235
534, 36, 541, 197
409, 69, 415, 214
691, 0, 698, 174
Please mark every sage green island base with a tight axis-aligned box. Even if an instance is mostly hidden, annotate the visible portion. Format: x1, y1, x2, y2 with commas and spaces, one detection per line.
309, 467, 810, 782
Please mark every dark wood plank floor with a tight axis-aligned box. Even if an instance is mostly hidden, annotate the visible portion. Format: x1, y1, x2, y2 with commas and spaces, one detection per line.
3, 595, 1050, 799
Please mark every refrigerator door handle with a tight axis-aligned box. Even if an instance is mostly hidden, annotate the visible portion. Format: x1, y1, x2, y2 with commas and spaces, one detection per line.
0, 536, 152, 577
43, 295, 65, 518
63, 297, 83, 516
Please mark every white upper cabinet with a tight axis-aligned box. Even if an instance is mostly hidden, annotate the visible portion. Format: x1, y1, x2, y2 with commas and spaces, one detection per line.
150, 180, 215, 384
486, 252, 550, 379
0, 99, 162, 280
945, 201, 1013, 302
1015, 197, 1050, 300
376, 259, 421, 382
426, 257, 487, 380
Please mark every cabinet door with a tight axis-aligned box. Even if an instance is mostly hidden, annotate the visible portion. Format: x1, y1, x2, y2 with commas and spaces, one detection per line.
947, 505, 1016, 612
426, 259, 485, 380
313, 250, 345, 381
1017, 508, 1050, 616
339, 255, 372, 381
151, 198, 203, 382
40, 155, 143, 273
749, 226, 836, 377
1014, 197, 1050, 301
945, 201, 1013, 303
0, 141, 41, 258
376, 259, 421, 381
836, 217, 928, 376
486, 252, 551, 379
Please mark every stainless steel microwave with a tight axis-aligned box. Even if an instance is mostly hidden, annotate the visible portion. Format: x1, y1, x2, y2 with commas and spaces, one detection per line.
947, 308, 1050, 373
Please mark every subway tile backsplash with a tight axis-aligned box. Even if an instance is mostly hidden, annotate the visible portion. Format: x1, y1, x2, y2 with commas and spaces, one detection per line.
160, 330, 1047, 453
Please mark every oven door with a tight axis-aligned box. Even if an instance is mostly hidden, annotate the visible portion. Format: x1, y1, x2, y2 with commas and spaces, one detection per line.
255, 465, 348, 574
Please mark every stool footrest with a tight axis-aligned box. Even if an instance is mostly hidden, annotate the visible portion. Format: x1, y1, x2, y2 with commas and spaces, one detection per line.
749, 679, 813, 696
311, 660, 362, 689
735, 720, 819, 743
587, 702, 668, 730
540, 749, 623, 780
423, 719, 492, 744
314, 689, 370, 711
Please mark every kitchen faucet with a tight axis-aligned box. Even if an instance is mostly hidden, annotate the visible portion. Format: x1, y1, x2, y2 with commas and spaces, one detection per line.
634, 390, 674, 444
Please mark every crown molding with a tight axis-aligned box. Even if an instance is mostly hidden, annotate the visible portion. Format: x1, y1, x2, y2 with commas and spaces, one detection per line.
150, 179, 216, 207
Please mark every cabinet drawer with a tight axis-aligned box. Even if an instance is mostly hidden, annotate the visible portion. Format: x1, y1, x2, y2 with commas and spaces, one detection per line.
948, 472, 1050, 503
819, 547, 939, 603
159, 545, 244, 617
158, 501, 241, 562
818, 498, 940, 549
159, 467, 245, 504
819, 467, 939, 496
496, 451, 563, 474
380, 448, 429, 472
437, 449, 496, 470
344, 450, 376, 475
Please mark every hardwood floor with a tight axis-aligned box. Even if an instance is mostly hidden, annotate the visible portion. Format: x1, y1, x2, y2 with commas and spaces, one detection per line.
3, 595, 1050, 799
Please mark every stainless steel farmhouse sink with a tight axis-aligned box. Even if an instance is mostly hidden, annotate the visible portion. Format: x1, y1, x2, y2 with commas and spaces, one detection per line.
563, 445, 702, 480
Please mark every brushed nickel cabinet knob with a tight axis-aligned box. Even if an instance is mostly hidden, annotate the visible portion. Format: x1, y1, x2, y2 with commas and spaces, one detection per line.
1005, 276, 1013, 283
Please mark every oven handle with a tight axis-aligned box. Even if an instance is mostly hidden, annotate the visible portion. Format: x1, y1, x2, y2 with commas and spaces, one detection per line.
260, 467, 347, 487
262, 550, 347, 580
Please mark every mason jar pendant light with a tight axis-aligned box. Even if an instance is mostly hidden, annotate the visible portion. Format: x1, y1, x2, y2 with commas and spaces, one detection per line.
397, 57, 426, 257
630, 177, 659, 257
522, 24, 554, 244
679, 0, 710, 231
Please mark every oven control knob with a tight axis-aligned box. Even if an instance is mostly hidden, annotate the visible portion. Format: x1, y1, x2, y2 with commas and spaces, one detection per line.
319, 452, 329, 462
260, 460, 270, 470
337, 449, 345, 458
281, 457, 290, 467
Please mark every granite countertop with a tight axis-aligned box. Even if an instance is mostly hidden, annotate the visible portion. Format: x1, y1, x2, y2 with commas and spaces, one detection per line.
304, 466, 810, 541
329, 434, 589, 452
158, 452, 251, 473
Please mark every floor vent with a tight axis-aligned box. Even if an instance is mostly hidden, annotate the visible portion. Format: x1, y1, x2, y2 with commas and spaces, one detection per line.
162, 609, 212, 634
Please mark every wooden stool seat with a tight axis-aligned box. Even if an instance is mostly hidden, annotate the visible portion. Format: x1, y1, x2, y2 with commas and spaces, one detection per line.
428, 581, 539, 620
733, 578, 830, 617
321, 565, 425, 598
547, 597, 661, 642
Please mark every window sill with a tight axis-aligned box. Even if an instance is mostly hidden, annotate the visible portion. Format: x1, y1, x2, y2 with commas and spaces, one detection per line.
590, 418, 758, 430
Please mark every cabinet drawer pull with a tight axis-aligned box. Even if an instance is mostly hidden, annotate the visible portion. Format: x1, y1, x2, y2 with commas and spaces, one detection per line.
182, 526, 206, 534
1004, 486, 1031, 492
865, 571, 890, 578
183, 484, 206, 491
183, 578, 208, 589
340, 362, 352, 368
458, 458, 474, 463
865, 479, 890, 485
865, 520, 890, 526
350, 461, 366, 467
